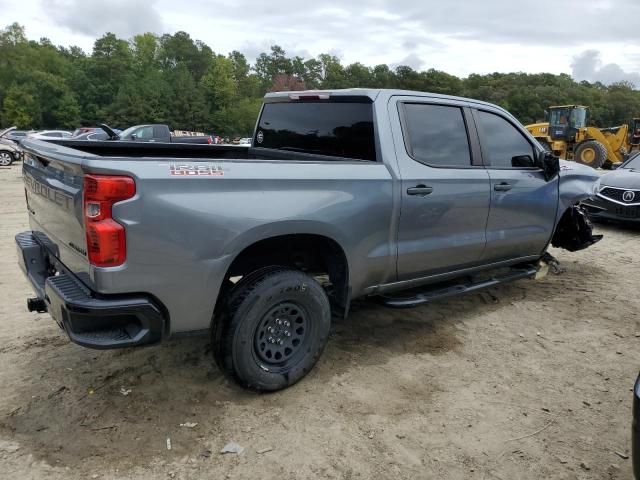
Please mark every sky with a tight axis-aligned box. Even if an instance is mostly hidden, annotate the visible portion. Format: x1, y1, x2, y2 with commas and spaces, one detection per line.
3, 0, 640, 85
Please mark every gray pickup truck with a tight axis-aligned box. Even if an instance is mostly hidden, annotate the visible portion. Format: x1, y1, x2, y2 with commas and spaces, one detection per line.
16, 89, 602, 391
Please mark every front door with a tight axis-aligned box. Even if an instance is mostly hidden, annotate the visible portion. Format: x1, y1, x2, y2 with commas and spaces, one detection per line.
391, 100, 491, 281
473, 109, 559, 262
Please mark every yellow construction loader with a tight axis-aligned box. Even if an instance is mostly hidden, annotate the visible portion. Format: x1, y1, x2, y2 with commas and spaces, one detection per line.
525, 105, 640, 168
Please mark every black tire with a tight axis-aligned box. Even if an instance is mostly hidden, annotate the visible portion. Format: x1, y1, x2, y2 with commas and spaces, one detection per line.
574, 140, 607, 169
0, 151, 13, 166
213, 267, 331, 392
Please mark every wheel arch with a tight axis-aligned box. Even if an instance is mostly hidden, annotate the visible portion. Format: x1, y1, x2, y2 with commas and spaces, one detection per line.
213, 230, 351, 321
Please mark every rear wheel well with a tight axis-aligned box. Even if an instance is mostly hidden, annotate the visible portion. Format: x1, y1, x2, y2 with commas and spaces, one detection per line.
215, 234, 349, 317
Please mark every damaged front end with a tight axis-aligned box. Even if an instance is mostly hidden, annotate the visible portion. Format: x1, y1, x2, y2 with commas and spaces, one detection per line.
552, 205, 603, 252
551, 161, 604, 252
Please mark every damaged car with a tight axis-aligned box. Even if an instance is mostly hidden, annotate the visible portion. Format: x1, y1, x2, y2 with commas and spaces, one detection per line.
582, 152, 640, 224
16, 88, 602, 391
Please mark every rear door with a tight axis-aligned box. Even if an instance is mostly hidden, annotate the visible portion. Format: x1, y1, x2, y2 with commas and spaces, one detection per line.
390, 98, 491, 281
472, 108, 559, 261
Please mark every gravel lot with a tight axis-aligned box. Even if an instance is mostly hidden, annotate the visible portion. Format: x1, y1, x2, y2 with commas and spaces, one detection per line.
1, 163, 639, 479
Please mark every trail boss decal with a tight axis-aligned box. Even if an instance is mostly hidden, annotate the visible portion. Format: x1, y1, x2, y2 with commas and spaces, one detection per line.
169, 163, 224, 177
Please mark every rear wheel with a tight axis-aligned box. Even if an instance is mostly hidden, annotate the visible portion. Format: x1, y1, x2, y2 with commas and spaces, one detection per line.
213, 267, 331, 391
574, 140, 607, 169
0, 151, 13, 166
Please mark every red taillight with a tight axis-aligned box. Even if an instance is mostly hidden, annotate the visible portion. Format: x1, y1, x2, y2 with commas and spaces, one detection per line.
83, 175, 135, 267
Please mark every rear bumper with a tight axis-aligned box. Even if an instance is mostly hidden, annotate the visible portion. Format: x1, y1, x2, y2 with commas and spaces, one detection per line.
16, 231, 166, 349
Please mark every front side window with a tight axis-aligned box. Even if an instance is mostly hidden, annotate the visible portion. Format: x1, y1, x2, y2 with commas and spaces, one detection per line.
255, 102, 375, 161
402, 103, 471, 167
476, 111, 535, 168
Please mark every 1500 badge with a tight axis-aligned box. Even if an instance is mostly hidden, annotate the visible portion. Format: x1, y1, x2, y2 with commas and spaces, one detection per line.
169, 164, 224, 177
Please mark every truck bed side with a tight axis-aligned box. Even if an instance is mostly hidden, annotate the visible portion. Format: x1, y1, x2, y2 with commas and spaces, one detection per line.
21, 139, 396, 333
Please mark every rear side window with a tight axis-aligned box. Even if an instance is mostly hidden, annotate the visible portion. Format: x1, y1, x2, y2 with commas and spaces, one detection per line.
255, 102, 376, 161
402, 103, 471, 167
476, 110, 535, 168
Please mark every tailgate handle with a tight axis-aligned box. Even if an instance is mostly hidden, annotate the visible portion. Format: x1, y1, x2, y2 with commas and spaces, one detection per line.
407, 185, 434, 196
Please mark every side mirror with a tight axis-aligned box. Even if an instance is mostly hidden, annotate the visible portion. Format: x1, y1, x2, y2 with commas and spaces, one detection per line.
131, 133, 137, 141
544, 109, 549, 121
537, 150, 560, 181
511, 155, 535, 168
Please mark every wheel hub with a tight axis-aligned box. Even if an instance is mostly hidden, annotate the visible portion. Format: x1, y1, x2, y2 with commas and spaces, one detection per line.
254, 302, 307, 364
582, 148, 595, 163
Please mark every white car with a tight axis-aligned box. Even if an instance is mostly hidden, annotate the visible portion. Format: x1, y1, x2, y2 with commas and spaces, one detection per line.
238, 137, 252, 145
28, 130, 73, 140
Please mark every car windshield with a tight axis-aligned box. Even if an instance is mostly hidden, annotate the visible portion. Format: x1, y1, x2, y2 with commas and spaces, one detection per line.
624, 153, 640, 169
549, 108, 570, 126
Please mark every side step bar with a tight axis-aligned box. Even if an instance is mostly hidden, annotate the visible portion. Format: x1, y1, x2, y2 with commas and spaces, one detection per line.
380, 265, 538, 309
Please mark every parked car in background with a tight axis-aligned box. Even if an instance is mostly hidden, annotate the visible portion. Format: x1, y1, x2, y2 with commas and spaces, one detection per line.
28, 130, 73, 140
4, 130, 32, 143
70, 131, 110, 141
0, 127, 23, 166
118, 124, 213, 144
582, 152, 640, 223
72, 127, 100, 137
238, 137, 252, 145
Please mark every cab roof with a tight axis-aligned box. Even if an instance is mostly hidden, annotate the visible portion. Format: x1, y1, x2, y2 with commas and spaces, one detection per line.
263, 88, 506, 110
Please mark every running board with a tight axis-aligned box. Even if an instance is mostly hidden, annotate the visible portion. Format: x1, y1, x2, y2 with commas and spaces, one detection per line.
380, 266, 538, 309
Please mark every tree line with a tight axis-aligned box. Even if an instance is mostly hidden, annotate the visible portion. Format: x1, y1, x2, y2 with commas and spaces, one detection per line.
2, 22, 640, 136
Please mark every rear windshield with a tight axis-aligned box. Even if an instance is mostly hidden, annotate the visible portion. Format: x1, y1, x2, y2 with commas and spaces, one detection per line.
255, 101, 376, 161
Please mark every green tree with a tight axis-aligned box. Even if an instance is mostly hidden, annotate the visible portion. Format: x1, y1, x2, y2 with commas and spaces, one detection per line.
165, 64, 209, 130
1, 84, 40, 127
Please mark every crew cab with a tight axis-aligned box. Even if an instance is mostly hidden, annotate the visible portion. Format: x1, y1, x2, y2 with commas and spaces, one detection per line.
16, 89, 602, 391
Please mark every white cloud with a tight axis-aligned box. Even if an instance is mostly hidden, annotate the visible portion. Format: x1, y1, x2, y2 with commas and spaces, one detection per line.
572, 49, 640, 86
0, 0, 637, 83
48, 0, 164, 39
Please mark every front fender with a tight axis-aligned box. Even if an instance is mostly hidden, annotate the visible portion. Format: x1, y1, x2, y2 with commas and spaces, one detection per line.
556, 160, 601, 224
552, 161, 603, 252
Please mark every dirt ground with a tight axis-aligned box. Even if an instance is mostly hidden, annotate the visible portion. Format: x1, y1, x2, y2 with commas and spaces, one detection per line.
1, 164, 639, 480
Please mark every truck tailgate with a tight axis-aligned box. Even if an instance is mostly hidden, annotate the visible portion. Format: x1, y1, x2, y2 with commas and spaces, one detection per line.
22, 140, 92, 284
